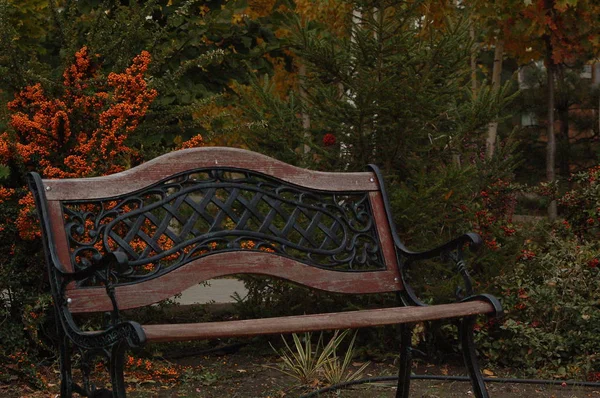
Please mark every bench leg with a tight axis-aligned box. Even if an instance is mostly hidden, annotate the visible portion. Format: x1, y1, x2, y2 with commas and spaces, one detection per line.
58, 334, 73, 397
108, 341, 128, 398
58, 341, 128, 398
460, 316, 489, 398
396, 324, 413, 398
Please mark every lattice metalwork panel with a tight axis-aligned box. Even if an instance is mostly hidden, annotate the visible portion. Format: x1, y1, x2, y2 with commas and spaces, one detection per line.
62, 169, 385, 285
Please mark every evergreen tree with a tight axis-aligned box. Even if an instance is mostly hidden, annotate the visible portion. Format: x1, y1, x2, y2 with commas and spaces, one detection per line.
230, 1, 515, 247
228, 0, 521, 347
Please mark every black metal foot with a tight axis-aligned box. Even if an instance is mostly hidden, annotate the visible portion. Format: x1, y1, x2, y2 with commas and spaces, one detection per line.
58, 334, 73, 398
396, 324, 413, 398
460, 316, 489, 398
109, 341, 128, 398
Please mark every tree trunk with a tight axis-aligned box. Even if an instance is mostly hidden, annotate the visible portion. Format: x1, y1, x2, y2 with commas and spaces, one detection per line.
546, 62, 557, 221
557, 105, 570, 179
596, 63, 600, 134
542, 0, 558, 221
485, 39, 504, 159
298, 63, 311, 156
555, 66, 571, 179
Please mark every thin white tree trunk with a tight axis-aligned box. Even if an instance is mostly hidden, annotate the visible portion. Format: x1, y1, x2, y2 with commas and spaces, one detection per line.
547, 63, 557, 221
485, 39, 504, 159
298, 63, 311, 155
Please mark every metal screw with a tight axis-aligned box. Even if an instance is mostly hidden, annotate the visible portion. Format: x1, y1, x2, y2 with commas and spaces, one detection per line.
394, 277, 399, 282
369, 178, 374, 182
66, 298, 72, 304
45, 186, 51, 191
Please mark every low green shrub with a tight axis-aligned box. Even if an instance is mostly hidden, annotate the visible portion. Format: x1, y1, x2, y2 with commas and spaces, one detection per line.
477, 166, 600, 380
477, 234, 600, 380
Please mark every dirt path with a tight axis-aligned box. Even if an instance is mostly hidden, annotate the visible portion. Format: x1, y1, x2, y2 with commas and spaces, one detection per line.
6, 348, 598, 398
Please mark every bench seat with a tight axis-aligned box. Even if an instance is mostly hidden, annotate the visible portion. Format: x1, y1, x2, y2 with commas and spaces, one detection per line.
142, 301, 494, 342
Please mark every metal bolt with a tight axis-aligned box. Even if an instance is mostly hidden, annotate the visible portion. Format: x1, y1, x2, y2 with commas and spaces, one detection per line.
369, 178, 374, 182
215, 160, 218, 164
394, 277, 399, 282
66, 298, 72, 304
45, 186, 51, 191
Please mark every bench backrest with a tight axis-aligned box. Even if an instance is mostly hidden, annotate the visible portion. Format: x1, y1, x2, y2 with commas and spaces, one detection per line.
30, 147, 403, 313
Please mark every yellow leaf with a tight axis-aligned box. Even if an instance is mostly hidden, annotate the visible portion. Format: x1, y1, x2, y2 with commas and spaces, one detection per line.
483, 369, 495, 376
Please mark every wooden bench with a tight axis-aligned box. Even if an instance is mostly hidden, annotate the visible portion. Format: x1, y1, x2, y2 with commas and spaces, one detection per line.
28, 147, 502, 398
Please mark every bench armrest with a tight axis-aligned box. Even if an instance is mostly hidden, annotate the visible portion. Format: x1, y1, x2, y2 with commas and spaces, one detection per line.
61, 252, 130, 282
394, 233, 500, 315
62, 252, 129, 326
395, 232, 482, 261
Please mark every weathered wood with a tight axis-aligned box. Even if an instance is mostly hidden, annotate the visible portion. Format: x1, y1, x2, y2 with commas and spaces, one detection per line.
66, 251, 402, 313
47, 201, 74, 273
369, 191, 401, 280
141, 301, 495, 342
43, 147, 379, 201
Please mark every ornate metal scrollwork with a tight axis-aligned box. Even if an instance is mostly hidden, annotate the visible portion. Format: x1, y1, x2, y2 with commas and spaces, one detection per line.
448, 250, 474, 300
62, 168, 385, 286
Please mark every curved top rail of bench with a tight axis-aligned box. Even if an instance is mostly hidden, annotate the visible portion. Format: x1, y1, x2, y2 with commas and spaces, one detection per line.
42, 147, 380, 201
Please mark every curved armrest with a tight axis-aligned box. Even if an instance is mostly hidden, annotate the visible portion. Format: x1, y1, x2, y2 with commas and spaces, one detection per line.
62, 252, 130, 282
396, 232, 483, 261
365, 164, 487, 306
396, 233, 483, 306
61, 252, 129, 326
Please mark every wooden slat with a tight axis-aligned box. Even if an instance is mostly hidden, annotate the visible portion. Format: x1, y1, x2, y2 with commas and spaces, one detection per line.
369, 192, 401, 283
47, 201, 74, 273
43, 147, 379, 200
141, 301, 495, 342
66, 252, 402, 313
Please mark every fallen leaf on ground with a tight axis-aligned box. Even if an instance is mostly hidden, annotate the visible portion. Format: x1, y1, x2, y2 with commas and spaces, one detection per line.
483, 369, 495, 376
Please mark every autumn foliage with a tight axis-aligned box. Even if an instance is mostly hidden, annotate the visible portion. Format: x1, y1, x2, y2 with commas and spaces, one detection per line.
502, 0, 600, 64
0, 47, 157, 240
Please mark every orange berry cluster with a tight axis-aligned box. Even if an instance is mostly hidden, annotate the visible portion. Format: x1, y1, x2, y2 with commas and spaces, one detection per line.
0, 47, 157, 241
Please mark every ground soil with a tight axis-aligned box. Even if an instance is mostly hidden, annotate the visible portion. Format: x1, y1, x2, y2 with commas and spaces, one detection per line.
3, 344, 600, 398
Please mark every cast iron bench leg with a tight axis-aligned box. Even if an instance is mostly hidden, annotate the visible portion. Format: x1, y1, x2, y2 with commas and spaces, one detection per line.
396, 323, 413, 398
58, 333, 73, 397
460, 316, 489, 398
109, 341, 128, 398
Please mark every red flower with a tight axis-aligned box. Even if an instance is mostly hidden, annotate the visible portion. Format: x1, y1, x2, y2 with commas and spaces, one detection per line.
322, 133, 336, 146
518, 249, 536, 261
